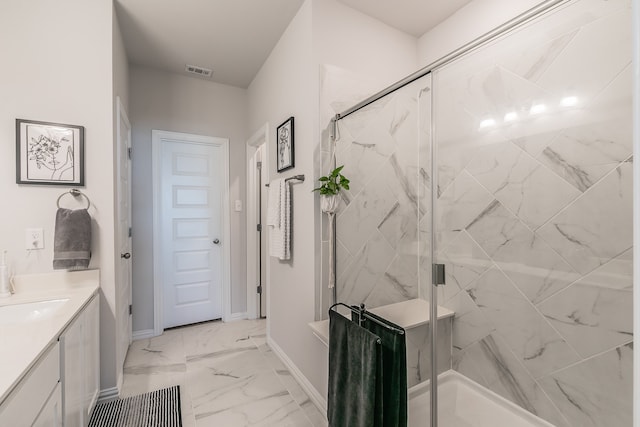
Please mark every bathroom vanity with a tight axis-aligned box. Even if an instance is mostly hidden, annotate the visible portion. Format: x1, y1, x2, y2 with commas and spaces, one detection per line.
0, 270, 100, 426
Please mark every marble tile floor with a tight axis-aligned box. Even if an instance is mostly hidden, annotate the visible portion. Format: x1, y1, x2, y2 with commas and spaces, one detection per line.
121, 319, 328, 427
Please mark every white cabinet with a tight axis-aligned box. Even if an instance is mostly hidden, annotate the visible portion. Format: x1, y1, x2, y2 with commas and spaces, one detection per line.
62, 303, 84, 426
61, 294, 100, 427
33, 383, 63, 427
0, 292, 99, 427
0, 342, 61, 426
84, 295, 100, 418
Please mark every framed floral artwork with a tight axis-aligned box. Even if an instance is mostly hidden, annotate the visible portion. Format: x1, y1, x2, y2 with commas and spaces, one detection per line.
16, 119, 85, 186
276, 116, 294, 172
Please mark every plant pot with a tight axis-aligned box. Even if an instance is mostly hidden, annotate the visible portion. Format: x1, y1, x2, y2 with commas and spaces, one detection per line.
321, 194, 340, 214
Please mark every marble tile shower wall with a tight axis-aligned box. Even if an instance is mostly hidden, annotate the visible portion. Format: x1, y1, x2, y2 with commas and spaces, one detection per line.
333, 76, 432, 309
319, 68, 448, 388
318, 65, 394, 319
319, 1, 631, 425
434, 0, 633, 426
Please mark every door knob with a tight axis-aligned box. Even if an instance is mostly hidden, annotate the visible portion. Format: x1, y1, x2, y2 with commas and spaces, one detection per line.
213, 239, 220, 245
121, 252, 131, 259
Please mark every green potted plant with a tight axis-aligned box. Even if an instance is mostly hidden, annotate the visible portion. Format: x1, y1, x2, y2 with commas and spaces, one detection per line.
313, 165, 350, 213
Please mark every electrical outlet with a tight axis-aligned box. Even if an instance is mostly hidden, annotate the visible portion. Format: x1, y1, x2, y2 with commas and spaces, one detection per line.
26, 228, 44, 250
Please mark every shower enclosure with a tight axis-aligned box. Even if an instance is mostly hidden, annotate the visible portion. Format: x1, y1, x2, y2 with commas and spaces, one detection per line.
319, 0, 633, 425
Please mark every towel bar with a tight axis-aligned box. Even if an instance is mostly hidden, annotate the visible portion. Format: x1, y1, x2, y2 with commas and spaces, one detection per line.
265, 174, 305, 187
329, 302, 405, 335
56, 189, 91, 210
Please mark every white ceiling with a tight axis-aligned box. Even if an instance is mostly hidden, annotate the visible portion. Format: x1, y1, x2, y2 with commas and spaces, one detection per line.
115, 0, 473, 88
115, 0, 306, 88
337, 0, 472, 38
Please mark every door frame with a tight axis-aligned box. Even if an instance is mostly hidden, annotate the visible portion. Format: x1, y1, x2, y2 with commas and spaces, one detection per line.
151, 129, 231, 335
115, 96, 132, 390
246, 123, 269, 320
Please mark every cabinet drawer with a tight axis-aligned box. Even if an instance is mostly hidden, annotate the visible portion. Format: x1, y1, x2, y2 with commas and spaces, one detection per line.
0, 341, 60, 426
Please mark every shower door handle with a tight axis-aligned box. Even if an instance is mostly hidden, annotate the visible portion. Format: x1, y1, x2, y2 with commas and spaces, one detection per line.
432, 264, 446, 286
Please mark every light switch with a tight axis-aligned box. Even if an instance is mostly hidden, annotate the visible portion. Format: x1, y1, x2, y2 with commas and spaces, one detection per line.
234, 200, 242, 212
26, 228, 44, 250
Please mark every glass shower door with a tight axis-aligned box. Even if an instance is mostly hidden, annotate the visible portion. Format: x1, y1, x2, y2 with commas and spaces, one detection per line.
429, 0, 633, 426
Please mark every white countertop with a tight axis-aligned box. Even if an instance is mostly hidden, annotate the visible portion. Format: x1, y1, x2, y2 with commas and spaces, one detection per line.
0, 270, 99, 405
309, 298, 454, 347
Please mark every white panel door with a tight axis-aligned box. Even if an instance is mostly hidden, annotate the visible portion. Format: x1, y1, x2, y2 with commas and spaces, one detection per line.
257, 145, 267, 318
116, 98, 132, 382
160, 138, 224, 328
248, 144, 267, 319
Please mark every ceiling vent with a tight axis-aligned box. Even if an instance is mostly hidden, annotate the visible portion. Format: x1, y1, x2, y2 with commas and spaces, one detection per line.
185, 64, 213, 78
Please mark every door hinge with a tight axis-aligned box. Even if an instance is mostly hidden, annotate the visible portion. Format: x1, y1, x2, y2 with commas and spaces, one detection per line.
432, 264, 446, 286
128, 227, 132, 238
129, 304, 132, 315
257, 285, 262, 294
257, 224, 262, 232
127, 147, 132, 159
257, 161, 262, 169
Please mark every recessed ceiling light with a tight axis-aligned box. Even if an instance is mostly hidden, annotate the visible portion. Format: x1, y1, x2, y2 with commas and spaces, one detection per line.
479, 118, 496, 129
530, 103, 546, 115
504, 111, 518, 122
560, 96, 578, 107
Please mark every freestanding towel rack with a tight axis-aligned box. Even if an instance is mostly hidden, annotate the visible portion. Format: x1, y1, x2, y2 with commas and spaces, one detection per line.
329, 302, 405, 335
265, 174, 305, 187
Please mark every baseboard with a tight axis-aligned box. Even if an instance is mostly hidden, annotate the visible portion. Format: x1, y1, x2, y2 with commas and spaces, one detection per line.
229, 312, 248, 322
132, 329, 155, 340
267, 336, 328, 414
97, 386, 119, 403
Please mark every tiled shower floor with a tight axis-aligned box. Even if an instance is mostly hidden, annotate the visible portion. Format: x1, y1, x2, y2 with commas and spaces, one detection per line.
120, 319, 327, 427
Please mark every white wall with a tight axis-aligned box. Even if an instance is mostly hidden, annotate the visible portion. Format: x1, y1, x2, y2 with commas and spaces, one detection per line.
248, 0, 319, 395
418, 0, 548, 67
313, 0, 418, 90
0, 1, 119, 390
129, 65, 249, 332
248, 0, 418, 404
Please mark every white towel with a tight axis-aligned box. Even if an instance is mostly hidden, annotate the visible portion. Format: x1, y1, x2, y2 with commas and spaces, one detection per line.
268, 179, 291, 260
267, 179, 282, 227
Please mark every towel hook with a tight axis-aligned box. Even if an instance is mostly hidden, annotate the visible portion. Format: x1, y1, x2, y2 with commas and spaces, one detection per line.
56, 188, 91, 210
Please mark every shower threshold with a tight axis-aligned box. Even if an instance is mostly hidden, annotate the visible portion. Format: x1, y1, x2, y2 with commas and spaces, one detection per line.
408, 371, 556, 427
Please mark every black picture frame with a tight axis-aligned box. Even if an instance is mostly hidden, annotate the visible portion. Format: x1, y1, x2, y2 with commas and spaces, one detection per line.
16, 119, 85, 186
276, 117, 294, 172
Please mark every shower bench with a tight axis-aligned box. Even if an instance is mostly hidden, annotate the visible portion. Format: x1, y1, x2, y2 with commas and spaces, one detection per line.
309, 298, 455, 388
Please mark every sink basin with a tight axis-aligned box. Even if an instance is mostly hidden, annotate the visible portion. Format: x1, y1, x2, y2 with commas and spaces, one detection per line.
0, 299, 69, 324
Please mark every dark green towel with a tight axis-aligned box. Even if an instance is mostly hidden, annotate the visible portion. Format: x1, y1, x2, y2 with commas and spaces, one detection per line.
328, 310, 383, 427
358, 310, 408, 427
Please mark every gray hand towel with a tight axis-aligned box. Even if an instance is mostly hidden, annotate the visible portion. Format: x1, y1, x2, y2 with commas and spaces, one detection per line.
53, 207, 91, 270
